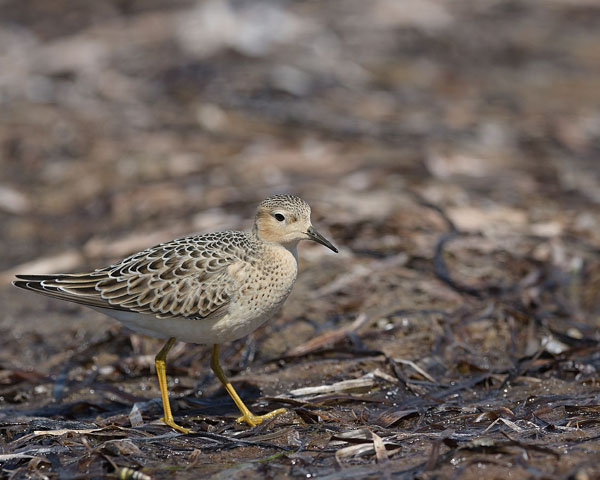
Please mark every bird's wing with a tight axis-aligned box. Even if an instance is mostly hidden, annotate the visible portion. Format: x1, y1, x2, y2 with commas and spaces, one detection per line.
13, 233, 251, 320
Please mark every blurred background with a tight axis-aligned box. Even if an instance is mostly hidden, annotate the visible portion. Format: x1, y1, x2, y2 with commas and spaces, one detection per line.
1, 0, 598, 271
1, 0, 600, 478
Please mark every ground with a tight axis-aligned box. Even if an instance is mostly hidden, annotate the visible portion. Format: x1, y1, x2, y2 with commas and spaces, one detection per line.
1, 0, 600, 478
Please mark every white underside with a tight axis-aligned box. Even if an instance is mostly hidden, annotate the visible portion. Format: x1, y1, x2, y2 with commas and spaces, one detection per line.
91, 307, 272, 344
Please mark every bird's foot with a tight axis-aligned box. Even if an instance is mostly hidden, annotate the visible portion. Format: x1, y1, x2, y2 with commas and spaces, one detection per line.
236, 408, 287, 427
162, 416, 193, 434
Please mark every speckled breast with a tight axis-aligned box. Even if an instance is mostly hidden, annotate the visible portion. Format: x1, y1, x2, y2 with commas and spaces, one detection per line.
231, 244, 298, 323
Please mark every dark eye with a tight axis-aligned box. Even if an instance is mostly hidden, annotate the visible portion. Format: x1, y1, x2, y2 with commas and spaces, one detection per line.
274, 213, 285, 222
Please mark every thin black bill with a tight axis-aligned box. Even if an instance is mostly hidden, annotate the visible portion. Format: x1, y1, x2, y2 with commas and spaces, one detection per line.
307, 226, 338, 253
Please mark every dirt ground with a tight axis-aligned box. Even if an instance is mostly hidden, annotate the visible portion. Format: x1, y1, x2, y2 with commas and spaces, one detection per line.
1, 0, 600, 478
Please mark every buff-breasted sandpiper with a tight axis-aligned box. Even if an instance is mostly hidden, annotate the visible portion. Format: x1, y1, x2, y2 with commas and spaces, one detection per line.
13, 194, 338, 433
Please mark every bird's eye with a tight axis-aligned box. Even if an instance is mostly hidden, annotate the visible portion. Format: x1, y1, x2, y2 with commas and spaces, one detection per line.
274, 213, 285, 222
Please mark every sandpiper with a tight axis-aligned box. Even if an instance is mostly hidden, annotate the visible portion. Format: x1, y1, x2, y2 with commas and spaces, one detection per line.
13, 194, 338, 433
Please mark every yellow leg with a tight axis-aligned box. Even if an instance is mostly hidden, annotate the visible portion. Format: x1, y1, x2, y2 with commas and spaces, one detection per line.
155, 337, 192, 433
210, 344, 286, 426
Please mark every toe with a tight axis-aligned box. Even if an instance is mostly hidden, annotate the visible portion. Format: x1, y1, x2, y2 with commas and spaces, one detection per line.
163, 418, 193, 434
236, 408, 286, 426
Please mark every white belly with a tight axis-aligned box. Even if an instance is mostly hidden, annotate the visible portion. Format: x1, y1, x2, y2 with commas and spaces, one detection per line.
91, 306, 279, 344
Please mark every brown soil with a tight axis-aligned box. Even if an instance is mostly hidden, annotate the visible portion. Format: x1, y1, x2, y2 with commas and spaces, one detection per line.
1, 1, 600, 479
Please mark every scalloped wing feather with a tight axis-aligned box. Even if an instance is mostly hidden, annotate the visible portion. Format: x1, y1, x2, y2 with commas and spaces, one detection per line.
13, 232, 255, 321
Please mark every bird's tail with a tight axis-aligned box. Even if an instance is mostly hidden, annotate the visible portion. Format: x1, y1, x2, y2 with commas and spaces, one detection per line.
13, 273, 113, 309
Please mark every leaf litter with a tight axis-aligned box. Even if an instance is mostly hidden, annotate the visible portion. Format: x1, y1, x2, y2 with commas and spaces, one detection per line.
2, 0, 600, 478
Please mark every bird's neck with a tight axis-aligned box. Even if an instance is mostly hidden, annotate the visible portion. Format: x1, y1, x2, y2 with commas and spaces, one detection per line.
250, 229, 299, 262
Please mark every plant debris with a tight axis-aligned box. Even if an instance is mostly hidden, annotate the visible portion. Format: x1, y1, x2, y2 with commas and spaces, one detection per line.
2, 0, 600, 478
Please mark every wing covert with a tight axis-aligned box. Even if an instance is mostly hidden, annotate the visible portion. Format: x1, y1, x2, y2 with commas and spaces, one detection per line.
15, 232, 255, 321
95, 240, 240, 319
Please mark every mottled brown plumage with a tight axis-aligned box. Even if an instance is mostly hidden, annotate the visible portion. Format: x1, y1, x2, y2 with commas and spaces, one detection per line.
13, 194, 338, 432
15, 231, 255, 321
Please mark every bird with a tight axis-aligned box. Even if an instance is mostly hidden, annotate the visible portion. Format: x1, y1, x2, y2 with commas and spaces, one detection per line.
13, 194, 338, 433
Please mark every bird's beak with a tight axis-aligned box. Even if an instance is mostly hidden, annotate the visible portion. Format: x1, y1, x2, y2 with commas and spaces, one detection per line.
306, 226, 338, 253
